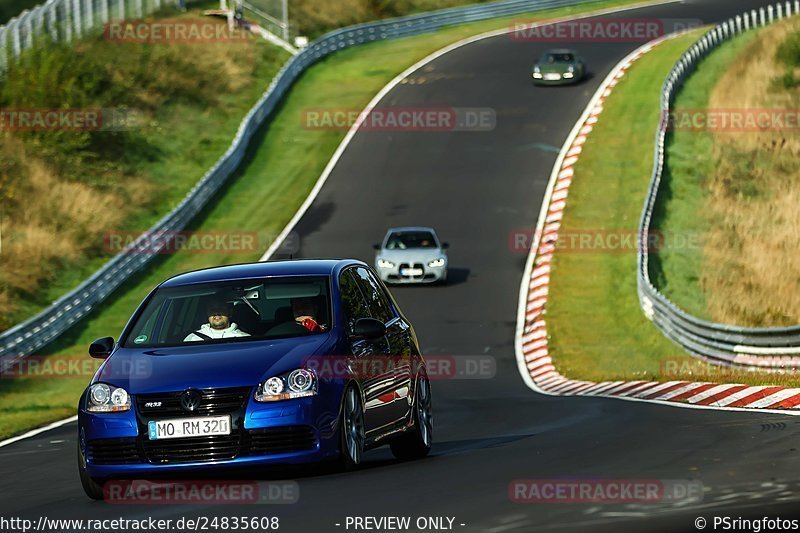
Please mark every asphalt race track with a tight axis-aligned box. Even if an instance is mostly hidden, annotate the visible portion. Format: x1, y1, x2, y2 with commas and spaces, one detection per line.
1, 1, 797, 531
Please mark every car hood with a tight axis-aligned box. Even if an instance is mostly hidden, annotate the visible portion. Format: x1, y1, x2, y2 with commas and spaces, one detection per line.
377, 248, 446, 263
96, 334, 332, 394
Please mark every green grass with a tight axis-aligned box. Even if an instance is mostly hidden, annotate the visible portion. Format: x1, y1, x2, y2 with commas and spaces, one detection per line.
546, 29, 800, 388
0, 0, 671, 439
648, 31, 759, 320
1, 5, 290, 330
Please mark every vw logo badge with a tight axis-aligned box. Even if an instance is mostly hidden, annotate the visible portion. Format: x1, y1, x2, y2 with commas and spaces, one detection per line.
180, 389, 202, 412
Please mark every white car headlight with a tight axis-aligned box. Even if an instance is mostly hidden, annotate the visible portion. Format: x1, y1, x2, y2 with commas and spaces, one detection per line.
87, 383, 131, 412
255, 369, 318, 402
377, 259, 395, 269
428, 258, 446, 268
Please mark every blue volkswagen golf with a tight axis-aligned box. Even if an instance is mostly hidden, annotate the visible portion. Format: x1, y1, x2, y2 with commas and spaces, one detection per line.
77, 259, 432, 499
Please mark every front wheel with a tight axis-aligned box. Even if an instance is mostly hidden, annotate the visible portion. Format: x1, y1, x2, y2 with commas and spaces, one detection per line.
390, 375, 432, 460
77, 442, 105, 500
338, 385, 365, 470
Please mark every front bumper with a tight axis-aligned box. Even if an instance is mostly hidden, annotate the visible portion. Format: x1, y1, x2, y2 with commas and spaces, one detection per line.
79, 393, 340, 478
376, 263, 447, 284
532, 73, 580, 85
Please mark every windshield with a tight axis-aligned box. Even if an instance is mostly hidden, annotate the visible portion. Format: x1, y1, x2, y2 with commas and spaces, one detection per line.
384, 230, 438, 250
123, 276, 331, 348
543, 52, 575, 64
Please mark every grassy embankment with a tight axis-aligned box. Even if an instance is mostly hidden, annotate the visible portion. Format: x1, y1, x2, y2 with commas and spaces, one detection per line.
546, 25, 800, 388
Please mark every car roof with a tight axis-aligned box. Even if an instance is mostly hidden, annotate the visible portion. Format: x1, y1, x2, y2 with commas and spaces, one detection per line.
544, 48, 577, 54
386, 226, 437, 233
160, 259, 366, 287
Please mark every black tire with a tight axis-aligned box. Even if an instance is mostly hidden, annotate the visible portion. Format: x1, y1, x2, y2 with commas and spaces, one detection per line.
390, 375, 432, 460
77, 441, 105, 500
338, 385, 365, 470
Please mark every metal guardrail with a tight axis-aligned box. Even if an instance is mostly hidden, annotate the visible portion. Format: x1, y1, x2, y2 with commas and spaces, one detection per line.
0, 0, 601, 364
638, 1, 800, 369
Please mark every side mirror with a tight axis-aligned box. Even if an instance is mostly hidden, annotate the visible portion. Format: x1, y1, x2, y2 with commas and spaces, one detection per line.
89, 337, 115, 359
441, 242, 450, 249
352, 318, 386, 340
372, 243, 381, 250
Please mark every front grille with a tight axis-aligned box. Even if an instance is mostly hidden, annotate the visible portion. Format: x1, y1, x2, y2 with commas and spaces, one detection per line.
143, 434, 242, 464
87, 438, 141, 464
398, 263, 425, 278
245, 426, 317, 456
136, 387, 250, 418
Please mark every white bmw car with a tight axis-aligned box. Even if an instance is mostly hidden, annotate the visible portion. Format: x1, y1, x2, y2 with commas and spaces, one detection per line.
373, 227, 449, 284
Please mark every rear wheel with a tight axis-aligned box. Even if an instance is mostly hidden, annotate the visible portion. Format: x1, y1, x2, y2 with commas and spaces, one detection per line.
390, 375, 432, 460
77, 441, 105, 500
339, 385, 365, 470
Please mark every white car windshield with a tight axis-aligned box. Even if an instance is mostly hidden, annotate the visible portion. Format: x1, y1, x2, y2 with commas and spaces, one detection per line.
385, 231, 438, 249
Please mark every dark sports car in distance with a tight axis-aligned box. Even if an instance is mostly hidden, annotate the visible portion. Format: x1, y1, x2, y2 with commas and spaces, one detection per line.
532, 49, 586, 85
77, 259, 432, 500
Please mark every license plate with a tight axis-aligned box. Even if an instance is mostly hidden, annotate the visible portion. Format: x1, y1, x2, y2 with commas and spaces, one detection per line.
148, 415, 230, 440
401, 268, 424, 276
544, 73, 562, 80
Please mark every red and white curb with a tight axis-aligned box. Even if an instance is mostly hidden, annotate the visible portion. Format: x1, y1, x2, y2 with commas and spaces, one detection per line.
514, 33, 800, 415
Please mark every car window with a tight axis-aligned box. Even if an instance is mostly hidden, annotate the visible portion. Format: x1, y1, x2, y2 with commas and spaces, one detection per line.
353, 267, 395, 324
123, 276, 331, 348
543, 53, 574, 63
339, 269, 371, 333
385, 230, 437, 250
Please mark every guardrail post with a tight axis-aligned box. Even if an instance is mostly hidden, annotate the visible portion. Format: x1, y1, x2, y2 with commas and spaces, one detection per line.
118, 0, 125, 21
777, 3, 783, 19
744, 11, 750, 30
796, 0, 800, 15
0, 27, 8, 74
135, 0, 142, 18
735, 15, 742, 33
83, 0, 94, 31
72, 0, 82, 37
9, 19, 21, 57
100, 0, 109, 23
767, 5, 774, 23
22, 12, 33, 50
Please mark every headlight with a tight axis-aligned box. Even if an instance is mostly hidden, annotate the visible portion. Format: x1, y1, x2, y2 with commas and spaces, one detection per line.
563, 73, 574, 79
428, 258, 446, 268
86, 383, 131, 412
377, 259, 395, 269
255, 369, 318, 402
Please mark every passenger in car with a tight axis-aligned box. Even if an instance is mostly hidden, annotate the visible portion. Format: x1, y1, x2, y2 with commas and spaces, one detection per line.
184, 300, 250, 341
291, 297, 326, 333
